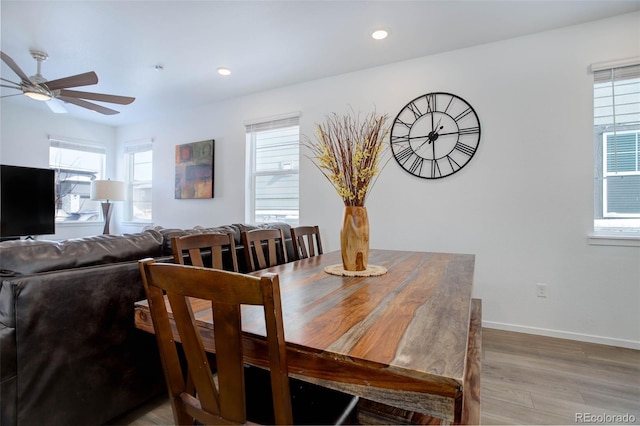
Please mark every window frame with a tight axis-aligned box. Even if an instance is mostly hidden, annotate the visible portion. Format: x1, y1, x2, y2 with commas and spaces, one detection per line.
245, 114, 300, 225
590, 58, 640, 245
124, 142, 153, 223
602, 130, 640, 218
49, 138, 106, 224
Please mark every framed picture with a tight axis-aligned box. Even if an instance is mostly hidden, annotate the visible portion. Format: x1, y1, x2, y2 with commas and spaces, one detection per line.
175, 139, 214, 199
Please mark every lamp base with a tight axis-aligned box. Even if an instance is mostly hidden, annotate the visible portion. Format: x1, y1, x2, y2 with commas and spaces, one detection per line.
101, 202, 113, 235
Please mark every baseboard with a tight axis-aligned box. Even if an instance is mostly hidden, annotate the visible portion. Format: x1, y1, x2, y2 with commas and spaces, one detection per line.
483, 320, 640, 350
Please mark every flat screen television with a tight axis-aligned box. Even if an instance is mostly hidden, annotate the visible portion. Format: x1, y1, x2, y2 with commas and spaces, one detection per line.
1, 164, 55, 239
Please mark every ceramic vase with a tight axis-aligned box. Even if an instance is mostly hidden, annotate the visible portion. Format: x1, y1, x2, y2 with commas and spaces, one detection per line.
340, 206, 369, 271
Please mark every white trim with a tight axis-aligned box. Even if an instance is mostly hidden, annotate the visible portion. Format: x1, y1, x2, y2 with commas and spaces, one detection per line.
589, 56, 640, 73
588, 233, 640, 247
48, 134, 102, 148
124, 138, 154, 153
483, 320, 640, 350
123, 137, 154, 145
243, 111, 301, 127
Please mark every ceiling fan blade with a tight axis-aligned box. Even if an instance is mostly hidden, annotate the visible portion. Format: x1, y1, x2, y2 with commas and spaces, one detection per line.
0, 93, 24, 99
1, 83, 21, 90
1, 51, 30, 82
58, 89, 134, 105
1, 76, 20, 86
45, 71, 98, 91
58, 95, 119, 115
46, 99, 68, 114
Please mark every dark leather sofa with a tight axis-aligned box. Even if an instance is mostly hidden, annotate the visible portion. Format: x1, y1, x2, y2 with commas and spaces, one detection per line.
0, 222, 293, 426
152, 222, 294, 270
0, 230, 168, 426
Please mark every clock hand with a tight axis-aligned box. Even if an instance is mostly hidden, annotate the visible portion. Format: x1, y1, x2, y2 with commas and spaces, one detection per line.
431, 111, 435, 133
437, 130, 462, 136
428, 125, 444, 143
406, 134, 432, 140
434, 115, 444, 130
432, 131, 437, 160
408, 126, 445, 141
415, 125, 445, 151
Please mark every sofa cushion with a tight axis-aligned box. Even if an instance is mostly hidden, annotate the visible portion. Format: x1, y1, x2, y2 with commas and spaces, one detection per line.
151, 223, 291, 256
257, 222, 292, 239
0, 230, 163, 275
195, 224, 244, 244
157, 224, 259, 255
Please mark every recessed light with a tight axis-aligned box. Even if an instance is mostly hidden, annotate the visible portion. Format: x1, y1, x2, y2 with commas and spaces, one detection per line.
371, 29, 388, 40
217, 67, 231, 76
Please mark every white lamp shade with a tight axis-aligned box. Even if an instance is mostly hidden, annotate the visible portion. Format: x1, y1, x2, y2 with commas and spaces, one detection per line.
91, 180, 126, 201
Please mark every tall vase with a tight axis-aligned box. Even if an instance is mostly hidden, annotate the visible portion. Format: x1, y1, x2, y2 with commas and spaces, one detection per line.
340, 206, 369, 271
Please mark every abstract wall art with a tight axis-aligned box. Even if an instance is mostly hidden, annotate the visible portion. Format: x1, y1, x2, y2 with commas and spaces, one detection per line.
175, 139, 214, 199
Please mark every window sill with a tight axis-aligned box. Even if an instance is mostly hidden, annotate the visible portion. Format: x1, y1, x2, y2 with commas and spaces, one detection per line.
55, 221, 103, 227
588, 232, 640, 247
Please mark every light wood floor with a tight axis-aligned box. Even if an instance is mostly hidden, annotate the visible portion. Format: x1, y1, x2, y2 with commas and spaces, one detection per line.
112, 328, 640, 425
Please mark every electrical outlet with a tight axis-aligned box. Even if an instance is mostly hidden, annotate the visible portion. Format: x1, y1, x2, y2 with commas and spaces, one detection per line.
536, 283, 548, 298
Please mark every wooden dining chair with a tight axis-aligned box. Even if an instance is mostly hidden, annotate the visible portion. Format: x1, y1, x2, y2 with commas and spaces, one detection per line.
171, 232, 239, 272
241, 228, 288, 272
138, 259, 359, 425
290, 225, 323, 260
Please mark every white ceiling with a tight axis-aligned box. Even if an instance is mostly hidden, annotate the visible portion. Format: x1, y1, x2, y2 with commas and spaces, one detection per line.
2, 0, 639, 127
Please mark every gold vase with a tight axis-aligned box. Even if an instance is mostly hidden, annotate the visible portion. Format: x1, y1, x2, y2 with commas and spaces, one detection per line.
340, 206, 369, 271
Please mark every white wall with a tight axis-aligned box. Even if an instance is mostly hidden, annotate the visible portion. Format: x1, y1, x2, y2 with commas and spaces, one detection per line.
3, 13, 638, 348
117, 12, 640, 348
0, 103, 118, 239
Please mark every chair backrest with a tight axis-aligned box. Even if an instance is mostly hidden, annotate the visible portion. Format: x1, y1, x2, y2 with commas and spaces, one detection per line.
290, 226, 323, 260
171, 232, 239, 272
138, 259, 293, 425
241, 228, 288, 272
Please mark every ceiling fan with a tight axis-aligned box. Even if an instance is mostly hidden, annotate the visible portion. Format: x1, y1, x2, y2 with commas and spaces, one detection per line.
0, 50, 134, 115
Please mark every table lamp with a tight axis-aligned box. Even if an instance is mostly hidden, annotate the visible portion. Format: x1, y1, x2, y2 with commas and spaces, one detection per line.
90, 179, 125, 234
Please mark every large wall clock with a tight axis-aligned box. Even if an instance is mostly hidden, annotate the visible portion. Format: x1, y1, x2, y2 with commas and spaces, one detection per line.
390, 92, 481, 179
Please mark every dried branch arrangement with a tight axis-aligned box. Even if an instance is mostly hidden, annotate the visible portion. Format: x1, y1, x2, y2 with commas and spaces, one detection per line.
303, 110, 390, 206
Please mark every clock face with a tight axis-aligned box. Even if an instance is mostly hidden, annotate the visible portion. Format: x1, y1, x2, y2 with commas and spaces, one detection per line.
390, 92, 481, 179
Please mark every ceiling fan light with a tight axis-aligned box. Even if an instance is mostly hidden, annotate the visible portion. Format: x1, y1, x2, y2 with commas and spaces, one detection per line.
24, 87, 52, 101
25, 91, 52, 101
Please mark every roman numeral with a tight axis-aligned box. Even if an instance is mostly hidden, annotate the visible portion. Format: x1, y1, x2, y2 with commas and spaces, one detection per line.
391, 134, 409, 144
446, 155, 461, 170
407, 102, 422, 120
409, 156, 424, 175
455, 142, 476, 156
454, 107, 473, 122
425, 94, 437, 114
431, 158, 441, 178
395, 146, 414, 163
394, 118, 412, 129
444, 96, 454, 114
458, 126, 480, 135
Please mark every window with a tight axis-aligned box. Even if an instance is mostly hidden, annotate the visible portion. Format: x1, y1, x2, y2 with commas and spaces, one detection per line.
125, 143, 153, 222
49, 139, 106, 222
246, 116, 299, 225
593, 61, 640, 233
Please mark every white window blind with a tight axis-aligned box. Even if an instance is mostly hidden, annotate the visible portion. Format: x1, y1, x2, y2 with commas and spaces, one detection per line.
49, 138, 106, 223
246, 116, 300, 225
125, 141, 153, 222
593, 61, 640, 232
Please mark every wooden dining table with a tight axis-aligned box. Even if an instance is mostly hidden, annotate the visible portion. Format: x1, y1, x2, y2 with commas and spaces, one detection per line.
134, 249, 480, 424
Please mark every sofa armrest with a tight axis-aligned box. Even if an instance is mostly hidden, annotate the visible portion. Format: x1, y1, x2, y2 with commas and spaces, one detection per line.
5, 261, 164, 425
0, 322, 16, 426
